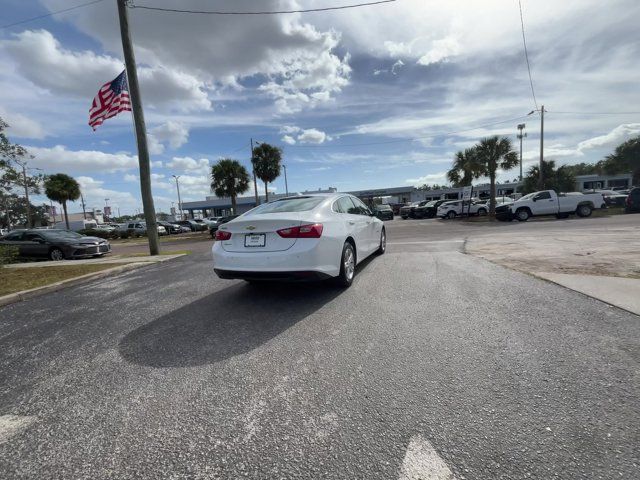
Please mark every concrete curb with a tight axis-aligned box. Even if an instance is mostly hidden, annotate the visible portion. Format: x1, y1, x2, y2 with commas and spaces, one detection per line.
0, 262, 150, 308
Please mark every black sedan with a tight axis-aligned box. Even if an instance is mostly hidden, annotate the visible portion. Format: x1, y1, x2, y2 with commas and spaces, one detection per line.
414, 199, 448, 219
0, 229, 111, 260
373, 204, 394, 221
157, 221, 182, 234
209, 215, 239, 237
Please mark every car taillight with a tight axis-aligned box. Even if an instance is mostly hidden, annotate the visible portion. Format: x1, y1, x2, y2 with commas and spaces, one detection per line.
215, 230, 232, 241
277, 223, 323, 238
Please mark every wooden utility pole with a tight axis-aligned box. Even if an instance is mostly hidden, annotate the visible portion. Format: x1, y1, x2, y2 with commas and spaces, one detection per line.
538, 105, 545, 190
116, 0, 159, 255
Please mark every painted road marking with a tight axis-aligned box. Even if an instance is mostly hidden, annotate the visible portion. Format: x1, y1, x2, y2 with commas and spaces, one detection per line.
399, 435, 456, 480
0, 415, 36, 444
388, 240, 464, 245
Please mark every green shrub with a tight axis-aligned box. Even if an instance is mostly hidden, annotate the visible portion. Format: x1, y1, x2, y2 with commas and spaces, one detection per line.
118, 230, 132, 239
0, 245, 19, 266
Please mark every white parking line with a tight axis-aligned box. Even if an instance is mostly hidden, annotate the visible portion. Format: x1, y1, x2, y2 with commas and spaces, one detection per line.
0, 415, 36, 444
399, 435, 456, 480
388, 240, 465, 245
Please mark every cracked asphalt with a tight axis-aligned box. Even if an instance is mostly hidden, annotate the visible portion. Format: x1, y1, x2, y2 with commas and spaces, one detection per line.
1, 216, 638, 479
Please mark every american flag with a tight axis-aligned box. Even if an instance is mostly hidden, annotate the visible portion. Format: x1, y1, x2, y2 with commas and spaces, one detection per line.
88, 70, 132, 130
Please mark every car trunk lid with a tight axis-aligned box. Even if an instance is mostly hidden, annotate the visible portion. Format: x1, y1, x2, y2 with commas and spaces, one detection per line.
219, 213, 306, 252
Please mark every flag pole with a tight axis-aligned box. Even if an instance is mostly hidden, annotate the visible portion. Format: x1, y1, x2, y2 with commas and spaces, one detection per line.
116, 0, 159, 255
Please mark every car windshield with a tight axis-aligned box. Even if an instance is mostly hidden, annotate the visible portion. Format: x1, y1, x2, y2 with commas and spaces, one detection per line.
251, 196, 325, 214
377, 205, 391, 210
519, 193, 536, 201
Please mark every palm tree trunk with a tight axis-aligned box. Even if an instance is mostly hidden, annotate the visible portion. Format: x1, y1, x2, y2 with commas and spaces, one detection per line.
231, 195, 237, 215
264, 182, 269, 202
489, 173, 496, 219
62, 201, 70, 229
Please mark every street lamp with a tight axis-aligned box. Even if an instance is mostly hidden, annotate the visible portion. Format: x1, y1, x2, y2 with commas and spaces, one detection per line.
172, 175, 183, 220
516, 123, 526, 182
104, 198, 110, 221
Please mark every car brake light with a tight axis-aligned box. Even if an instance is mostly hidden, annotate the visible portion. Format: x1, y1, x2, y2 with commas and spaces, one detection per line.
277, 223, 323, 238
215, 230, 232, 241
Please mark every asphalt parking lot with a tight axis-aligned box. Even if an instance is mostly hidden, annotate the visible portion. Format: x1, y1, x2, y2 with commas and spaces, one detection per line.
1, 216, 638, 479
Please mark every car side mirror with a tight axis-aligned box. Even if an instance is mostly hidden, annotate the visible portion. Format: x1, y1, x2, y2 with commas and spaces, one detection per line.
532, 197, 537, 202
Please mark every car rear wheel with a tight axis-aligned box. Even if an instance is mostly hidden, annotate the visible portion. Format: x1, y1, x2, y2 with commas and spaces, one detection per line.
336, 242, 356, 287
376, 228, 386, 255
478, 208, 487, 216
447, 211, 456, 219
49, 248, 65, 261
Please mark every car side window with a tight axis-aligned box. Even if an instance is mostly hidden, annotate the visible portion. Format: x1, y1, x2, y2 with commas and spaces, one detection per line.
335, 196, 355, 214
6, 232, 24, 241
25, 233, 43, 241
535, 191, 551, 200
351, 197, 371, 215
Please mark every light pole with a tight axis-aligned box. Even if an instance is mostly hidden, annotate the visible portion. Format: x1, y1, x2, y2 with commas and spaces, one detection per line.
172, 175, 183, 219
104, 198, 110, 221
528, 105, 545, 189
517, 123, 527, 182
283, 164, 289, 196
250, 138, 260, 206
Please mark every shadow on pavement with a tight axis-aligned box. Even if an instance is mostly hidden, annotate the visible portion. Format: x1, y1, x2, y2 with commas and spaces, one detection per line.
118, 281, 344, 368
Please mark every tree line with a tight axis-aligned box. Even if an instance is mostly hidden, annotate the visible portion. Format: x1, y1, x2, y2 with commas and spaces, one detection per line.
440, 134, 639, 217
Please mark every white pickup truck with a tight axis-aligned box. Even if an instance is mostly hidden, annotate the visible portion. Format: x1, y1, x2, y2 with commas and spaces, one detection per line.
508, 190, 605, 221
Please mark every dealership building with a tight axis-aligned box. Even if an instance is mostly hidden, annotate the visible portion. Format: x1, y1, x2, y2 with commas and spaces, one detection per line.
180, 173, 633, 218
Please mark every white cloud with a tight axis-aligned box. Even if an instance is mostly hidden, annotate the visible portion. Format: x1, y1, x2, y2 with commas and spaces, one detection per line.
2, 30, 211, 112
279, 126, 331, 144
76, 175, 137, 212
147, 121, 190, 155
0, 108, 47, 139
405, 172, 449, 186
417, 36, 461, 65
27, 145, 138, 173
577, 123, 640, 150
166, 156, 210, 176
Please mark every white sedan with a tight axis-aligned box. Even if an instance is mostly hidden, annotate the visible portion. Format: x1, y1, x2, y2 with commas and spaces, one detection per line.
211, 194, 386, 287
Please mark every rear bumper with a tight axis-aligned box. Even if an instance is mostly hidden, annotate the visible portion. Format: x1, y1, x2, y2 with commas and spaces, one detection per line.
214, 269, 332, 281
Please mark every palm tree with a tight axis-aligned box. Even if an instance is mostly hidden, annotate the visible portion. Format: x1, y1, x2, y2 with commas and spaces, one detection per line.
446, 148, 482, 187
44, 173, 81, 229
252, 143, 282, 202
210, 159, 250, 214
474, 136, 519, 217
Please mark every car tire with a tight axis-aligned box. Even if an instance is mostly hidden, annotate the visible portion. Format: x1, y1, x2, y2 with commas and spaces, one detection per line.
447, 211, 456, 220
49, 248, 65, 261
515, 208, 530, 222
478, 208, 487, 216
335, 242, 356, 288
376, 228, 386, 255
576, 204, 592, 217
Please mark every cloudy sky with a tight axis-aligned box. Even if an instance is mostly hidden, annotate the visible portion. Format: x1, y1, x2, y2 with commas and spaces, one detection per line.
1, 0, 639, 214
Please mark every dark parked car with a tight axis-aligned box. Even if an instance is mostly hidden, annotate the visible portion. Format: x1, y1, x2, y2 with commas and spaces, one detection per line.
0, 229, 111, 261
157, 221, 182, 234
625, 187, 640, 213
400, 201, 428, 219
414, 199, 448, 219
209, 215, 239, 237
373, 204, 394, 221
175, 219, 206, 232
494, 203, 513, 221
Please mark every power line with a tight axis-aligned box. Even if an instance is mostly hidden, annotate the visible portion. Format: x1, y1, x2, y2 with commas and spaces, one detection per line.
547, 111, 640, 115
518, 0, 538, 111
129, 0, 396, 15
1, 0, 106, 29
284, 114, 530, 149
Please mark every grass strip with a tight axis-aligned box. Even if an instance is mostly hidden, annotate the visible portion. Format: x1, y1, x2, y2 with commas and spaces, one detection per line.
0, 264, 120, 296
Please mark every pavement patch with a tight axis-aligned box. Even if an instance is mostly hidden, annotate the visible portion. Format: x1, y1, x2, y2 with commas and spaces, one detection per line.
399, 435, 456, 480
0, 415, 36, 444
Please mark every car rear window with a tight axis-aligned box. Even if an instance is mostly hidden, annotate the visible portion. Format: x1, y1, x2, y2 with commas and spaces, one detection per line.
252, 197, 325, 214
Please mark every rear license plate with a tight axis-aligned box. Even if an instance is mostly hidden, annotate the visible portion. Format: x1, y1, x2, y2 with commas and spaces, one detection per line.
244, 233, 266, 247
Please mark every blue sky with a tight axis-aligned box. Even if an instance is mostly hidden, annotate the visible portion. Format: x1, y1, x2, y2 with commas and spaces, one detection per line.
1, 0, 639, 215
